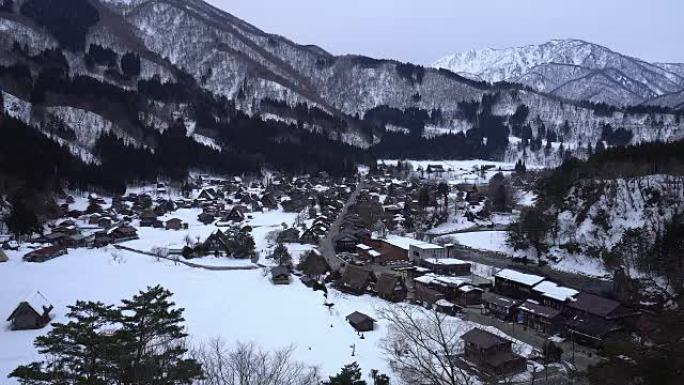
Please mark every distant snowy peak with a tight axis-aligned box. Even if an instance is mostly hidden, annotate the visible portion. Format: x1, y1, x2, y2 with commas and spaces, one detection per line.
433, 39, 684, 106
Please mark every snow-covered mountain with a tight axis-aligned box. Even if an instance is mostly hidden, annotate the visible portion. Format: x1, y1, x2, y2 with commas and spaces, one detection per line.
1, 1, 683, 174
433, 39, 684, 107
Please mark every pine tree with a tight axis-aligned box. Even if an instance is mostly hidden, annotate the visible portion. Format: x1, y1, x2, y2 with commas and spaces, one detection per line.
10, 287, 203, 385
10, 301, 117, 385
116, 285, 203, 385
437, 182, 449, 211
272, 243, 292, 267
326, 362, 367, 385
6, 195, 40, 237
418, 187, 430, 207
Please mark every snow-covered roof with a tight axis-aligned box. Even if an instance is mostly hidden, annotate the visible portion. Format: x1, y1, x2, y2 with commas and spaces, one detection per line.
532, 281, 579, 302
423, 258, 469, 265
458, 285, 481, 293
435, 299, 455, 307
380, 235, 426, 250
356, 244, 372, 251
415, 273, 470, 287
368, 250, 381, 258
411, 242, 444, 250
495, 269, 545, 286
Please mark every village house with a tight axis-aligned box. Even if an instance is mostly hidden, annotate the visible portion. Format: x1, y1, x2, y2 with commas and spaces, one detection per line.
139, 210, 162, 228
408, 242, 447, 262
375, 273, 407, 302
494, 269, 546, 300
517, 299, 564, 335
202, 230, 230, 257
434, 298, 461, 315
414, 283, 446, 308
362, 235, 412, 264
165, 218, 188, 231
270, 266, 291, 285
196, 188, 219, 201
225, 206, 246, 222
299, 227, 322, 245
426, 164, 445, 176
197, 212, 215, 225
482, 292, 520, 321
276, 227, 300, 243
565, 315, 623, 347
6, 292, 53, 330
456, 285, 484, 307
420, 258, 471, 276
333, 232, 359, 253
345, 311, 375, 332
564, 292, 637, 346
94, 232, 113, 248
461, 328, 527, 376
110, 225, 139, 243
531, 281, 579, 310
23, 245, 67, 263
336, 264, 374, 295
414, 273, 486, 307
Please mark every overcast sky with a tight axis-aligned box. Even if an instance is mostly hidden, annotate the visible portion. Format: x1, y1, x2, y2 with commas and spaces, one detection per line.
205, 0, 683, 65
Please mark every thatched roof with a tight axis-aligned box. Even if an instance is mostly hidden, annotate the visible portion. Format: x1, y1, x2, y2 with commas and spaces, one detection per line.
340, 265, 373, 293
376, 273, 403, 297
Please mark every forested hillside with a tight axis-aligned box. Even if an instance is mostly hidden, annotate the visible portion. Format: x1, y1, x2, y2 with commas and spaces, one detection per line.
510, 141, 684, 299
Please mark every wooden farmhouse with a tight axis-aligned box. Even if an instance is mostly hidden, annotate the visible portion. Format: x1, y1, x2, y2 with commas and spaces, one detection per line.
6, 292, 53, 330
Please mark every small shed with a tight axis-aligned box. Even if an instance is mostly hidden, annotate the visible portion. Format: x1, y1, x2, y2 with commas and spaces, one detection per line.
7, 292, 53, 330
270, 266, 291, 285
0, 249, 8, 262
346, 311, 375, 332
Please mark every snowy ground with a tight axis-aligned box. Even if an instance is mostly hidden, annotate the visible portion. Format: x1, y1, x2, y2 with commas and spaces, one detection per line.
442, 231, 610, 279
0, 247, 536, 383
451, 231, 511, 253
379, 159, 543, 185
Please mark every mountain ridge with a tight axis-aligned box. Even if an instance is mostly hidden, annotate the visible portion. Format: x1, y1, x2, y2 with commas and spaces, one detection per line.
0, 0, 683, 192
433, 38, 684, 107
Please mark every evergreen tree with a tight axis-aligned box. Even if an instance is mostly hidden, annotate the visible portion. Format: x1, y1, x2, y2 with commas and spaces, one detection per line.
325, 362, 367, 385
417, 187, 430, 207
121, 52, 141, 77
514, 159, 526, 174
596, 140, 606, 154
437, 182, 449, 210
10, 301, 117, 385
10, 287, 202, 385
116, 285, 202, 385
272, 243, 292, 267
6, 195, 40, 237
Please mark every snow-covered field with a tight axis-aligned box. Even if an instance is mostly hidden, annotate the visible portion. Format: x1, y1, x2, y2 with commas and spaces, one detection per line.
0, 247, 390, 380
379, 159, 542, 185
451, 231, 510, 253
445, 231, 610, 279
0, 247, 535, 383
